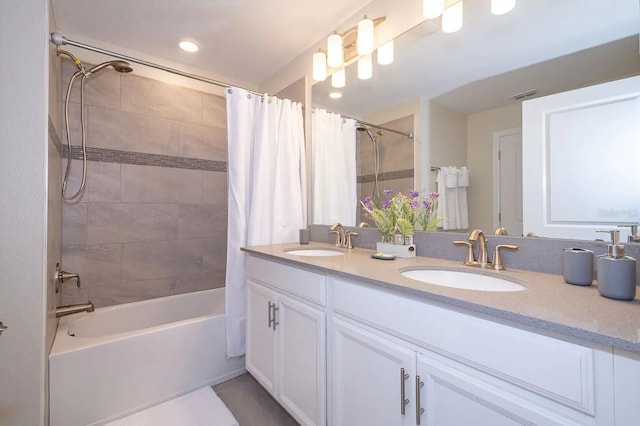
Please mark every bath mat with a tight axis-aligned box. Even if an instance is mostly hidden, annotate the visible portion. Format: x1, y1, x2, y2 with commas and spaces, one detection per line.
106, 386, 239, 426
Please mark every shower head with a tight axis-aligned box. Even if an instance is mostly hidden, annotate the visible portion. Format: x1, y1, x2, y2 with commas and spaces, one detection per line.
85, 60, 133, 77
356, 125, 376, 143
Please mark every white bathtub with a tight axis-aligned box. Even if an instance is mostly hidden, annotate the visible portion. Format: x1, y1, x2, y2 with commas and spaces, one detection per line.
49, 288, 245, 426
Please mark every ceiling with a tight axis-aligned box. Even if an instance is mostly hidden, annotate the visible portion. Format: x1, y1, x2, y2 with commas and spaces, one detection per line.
51, 0, 373, 88
313, 0, 640, 118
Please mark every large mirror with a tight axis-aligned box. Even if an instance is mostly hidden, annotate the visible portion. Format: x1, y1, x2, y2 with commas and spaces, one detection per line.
311, 0, 640, 240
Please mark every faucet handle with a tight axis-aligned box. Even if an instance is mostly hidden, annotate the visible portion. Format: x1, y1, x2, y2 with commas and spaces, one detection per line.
453, 240, 477, 266
492, 244, 518, 270
55, 263, 81, 293
346, 231, 358, 249
494, 227, 508, 235
618, 224, 640, 242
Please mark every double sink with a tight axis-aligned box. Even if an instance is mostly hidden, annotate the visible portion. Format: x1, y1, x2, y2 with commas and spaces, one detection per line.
284, 247, 526, 292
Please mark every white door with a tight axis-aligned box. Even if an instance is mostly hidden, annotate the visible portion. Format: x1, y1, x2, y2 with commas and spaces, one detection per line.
330, 318, 416, 426
416, 352, 575, 426
493, 128, 523, 236
277, 294, 326, 426
246, 280, 277, 394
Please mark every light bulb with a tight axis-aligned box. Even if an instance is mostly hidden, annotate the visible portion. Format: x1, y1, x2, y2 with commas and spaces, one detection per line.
357, 16, 374, 55
329, 92, 342, 99
312, 50, 327, 81
327, 32, 344, 67
491, 0, 516, 15
377, 40, 394, 65
179, 40, 199, 52
442, 1, 463, 33
423, 0, 444, 19
358, 55, 372, 80
331, 68, 345, 88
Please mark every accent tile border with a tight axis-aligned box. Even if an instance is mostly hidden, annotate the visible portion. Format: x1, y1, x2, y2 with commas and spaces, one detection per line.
358, 168, 414, 184
62, 145, 227, 172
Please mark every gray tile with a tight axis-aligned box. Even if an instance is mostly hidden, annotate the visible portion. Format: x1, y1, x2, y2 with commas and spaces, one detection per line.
178, 204, 227, 239
202, 171, 228, 204
62, 160, 121, 203
120, 239, 204, 281
87, 203, 179, 244
62, 59, 122, 109
88, 105, 180, 155
62, 202, 88, 246
89, 279, 176, 308
202, 236, 227, 273
62, 243, 122, 286
179, 122, 227, 161
121, 74, 203, 124
60, 285, 90, 307
213, 374, 299, 426
121, 164, 202, 203
202, 93, 227, 128
174, 271, 225, 295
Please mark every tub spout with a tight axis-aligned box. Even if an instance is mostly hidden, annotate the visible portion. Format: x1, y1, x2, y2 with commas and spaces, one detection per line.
56, 302, 95, 317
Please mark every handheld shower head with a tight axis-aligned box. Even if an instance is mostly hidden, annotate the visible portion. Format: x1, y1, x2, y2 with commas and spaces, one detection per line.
356, 125, 376, 143
85, 60, 133, 77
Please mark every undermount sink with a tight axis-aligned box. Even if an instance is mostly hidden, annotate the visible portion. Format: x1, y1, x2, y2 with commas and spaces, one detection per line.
285, 248, 345, 257
400, 268, 526, 292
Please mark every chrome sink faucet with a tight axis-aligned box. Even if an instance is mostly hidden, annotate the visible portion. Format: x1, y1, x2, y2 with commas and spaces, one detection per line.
454, 229, 518, 270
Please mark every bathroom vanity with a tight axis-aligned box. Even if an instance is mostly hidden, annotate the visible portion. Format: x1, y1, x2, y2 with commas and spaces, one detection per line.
243, 243, 640, 426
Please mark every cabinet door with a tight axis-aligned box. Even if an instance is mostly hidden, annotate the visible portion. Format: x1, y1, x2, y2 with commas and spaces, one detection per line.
330, 318, 416, 426
246, 279, 277, 394
277, 294, 326, 426
416, 352, 577, 426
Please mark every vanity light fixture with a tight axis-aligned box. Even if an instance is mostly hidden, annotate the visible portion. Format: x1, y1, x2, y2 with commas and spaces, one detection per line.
327, 32, 344, 67
329, 91, 342, 99
442, 0, 463, 33
357, 16, 374, 55
313, 49, 327, 81
179, 40, 199, 52
358, 54, 373, 80
331, 68, 346, 88
491, 0, 516, 15
423, 0, 445, 19
377, 40, 394, 65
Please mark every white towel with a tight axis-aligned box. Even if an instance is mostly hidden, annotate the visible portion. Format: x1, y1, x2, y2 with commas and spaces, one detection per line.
436, 166, 469, 230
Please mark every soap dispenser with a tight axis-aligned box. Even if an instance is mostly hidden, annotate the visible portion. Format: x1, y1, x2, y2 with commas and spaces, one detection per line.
595, 230, 637, 300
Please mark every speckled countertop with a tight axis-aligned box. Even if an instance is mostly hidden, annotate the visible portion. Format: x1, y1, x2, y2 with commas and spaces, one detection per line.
243, 242, 640, 354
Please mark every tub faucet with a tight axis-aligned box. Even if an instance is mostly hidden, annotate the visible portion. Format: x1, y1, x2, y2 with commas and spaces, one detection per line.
56, 302, 95, 318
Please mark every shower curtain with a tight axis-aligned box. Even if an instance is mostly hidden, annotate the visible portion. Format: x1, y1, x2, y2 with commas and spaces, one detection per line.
225, 88, 306, 358
311, 108, 357, 226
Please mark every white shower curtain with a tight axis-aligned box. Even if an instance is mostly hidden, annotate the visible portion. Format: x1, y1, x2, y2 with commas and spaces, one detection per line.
311, 108, 357, 225
225, 88, 306, 358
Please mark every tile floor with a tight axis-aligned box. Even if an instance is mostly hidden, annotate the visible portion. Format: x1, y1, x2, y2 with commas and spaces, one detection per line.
213, 373, 299, 426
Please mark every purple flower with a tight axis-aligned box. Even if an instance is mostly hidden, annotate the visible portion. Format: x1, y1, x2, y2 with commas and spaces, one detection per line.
430, 192, 439, 198
383, 199, 392, 209
382, 189, 394, 196
423, 199, 432, 210
409, 190, 419, 198
410, 200, 419, 209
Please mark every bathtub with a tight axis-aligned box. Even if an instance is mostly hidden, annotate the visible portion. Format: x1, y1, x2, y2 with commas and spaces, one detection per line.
49, 288, 245, 426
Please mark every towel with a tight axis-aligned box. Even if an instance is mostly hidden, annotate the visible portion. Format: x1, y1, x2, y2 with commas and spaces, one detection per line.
436, 166, 469, 230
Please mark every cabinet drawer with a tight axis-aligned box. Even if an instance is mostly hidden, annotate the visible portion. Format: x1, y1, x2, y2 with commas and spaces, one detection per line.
247, 255, 326, 306
331, 278, 595, 415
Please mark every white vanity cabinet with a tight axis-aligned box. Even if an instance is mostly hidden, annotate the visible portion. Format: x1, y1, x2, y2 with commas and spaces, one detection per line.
329, 278, 615, 426
246, 256, 327, 426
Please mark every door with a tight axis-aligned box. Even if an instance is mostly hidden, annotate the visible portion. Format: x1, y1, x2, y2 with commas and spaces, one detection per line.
416, 352, 575, 426
277, 294, 326, 426
493, 128, 523, 236
246, 280, 277, 394
330, 317, 416, 426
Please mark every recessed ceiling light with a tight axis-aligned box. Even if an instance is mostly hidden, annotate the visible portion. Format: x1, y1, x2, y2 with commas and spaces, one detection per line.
329, 92, 342, 99
179, 40, 199, 52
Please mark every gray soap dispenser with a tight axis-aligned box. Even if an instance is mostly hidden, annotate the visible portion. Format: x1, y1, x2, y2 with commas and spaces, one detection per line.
596, 230, 637, 300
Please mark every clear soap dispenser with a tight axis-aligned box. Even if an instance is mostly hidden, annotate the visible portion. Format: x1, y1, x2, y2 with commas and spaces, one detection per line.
595, 230, 637, 300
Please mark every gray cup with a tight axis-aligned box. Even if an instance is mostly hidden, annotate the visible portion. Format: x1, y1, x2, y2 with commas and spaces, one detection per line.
562, 248, 594, 286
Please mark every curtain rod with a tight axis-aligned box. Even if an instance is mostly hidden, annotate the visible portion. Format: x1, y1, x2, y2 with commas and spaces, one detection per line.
49, 32, 263, 97
312, 107, 414, 139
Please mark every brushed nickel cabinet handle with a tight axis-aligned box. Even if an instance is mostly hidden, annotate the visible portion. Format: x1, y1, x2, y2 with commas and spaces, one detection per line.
272, 304, 279, 330
268, 301, 274, 329
416, 375, 425, 425
400, 368, 410, 415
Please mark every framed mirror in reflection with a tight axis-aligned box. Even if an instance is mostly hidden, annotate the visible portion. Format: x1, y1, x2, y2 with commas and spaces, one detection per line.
311, 0, 640, 241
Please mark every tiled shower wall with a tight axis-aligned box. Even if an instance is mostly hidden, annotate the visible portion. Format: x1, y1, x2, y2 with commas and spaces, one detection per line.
357, 115, 414, 224
61, 59, 228, 307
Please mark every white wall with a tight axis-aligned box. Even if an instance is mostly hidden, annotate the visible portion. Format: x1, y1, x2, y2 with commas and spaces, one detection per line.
428, 101, 468, 192
0, 1, 50, 425
466, 102, 522, 231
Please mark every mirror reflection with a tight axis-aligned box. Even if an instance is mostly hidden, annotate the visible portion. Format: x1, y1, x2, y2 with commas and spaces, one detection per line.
311, 0, 640, 240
